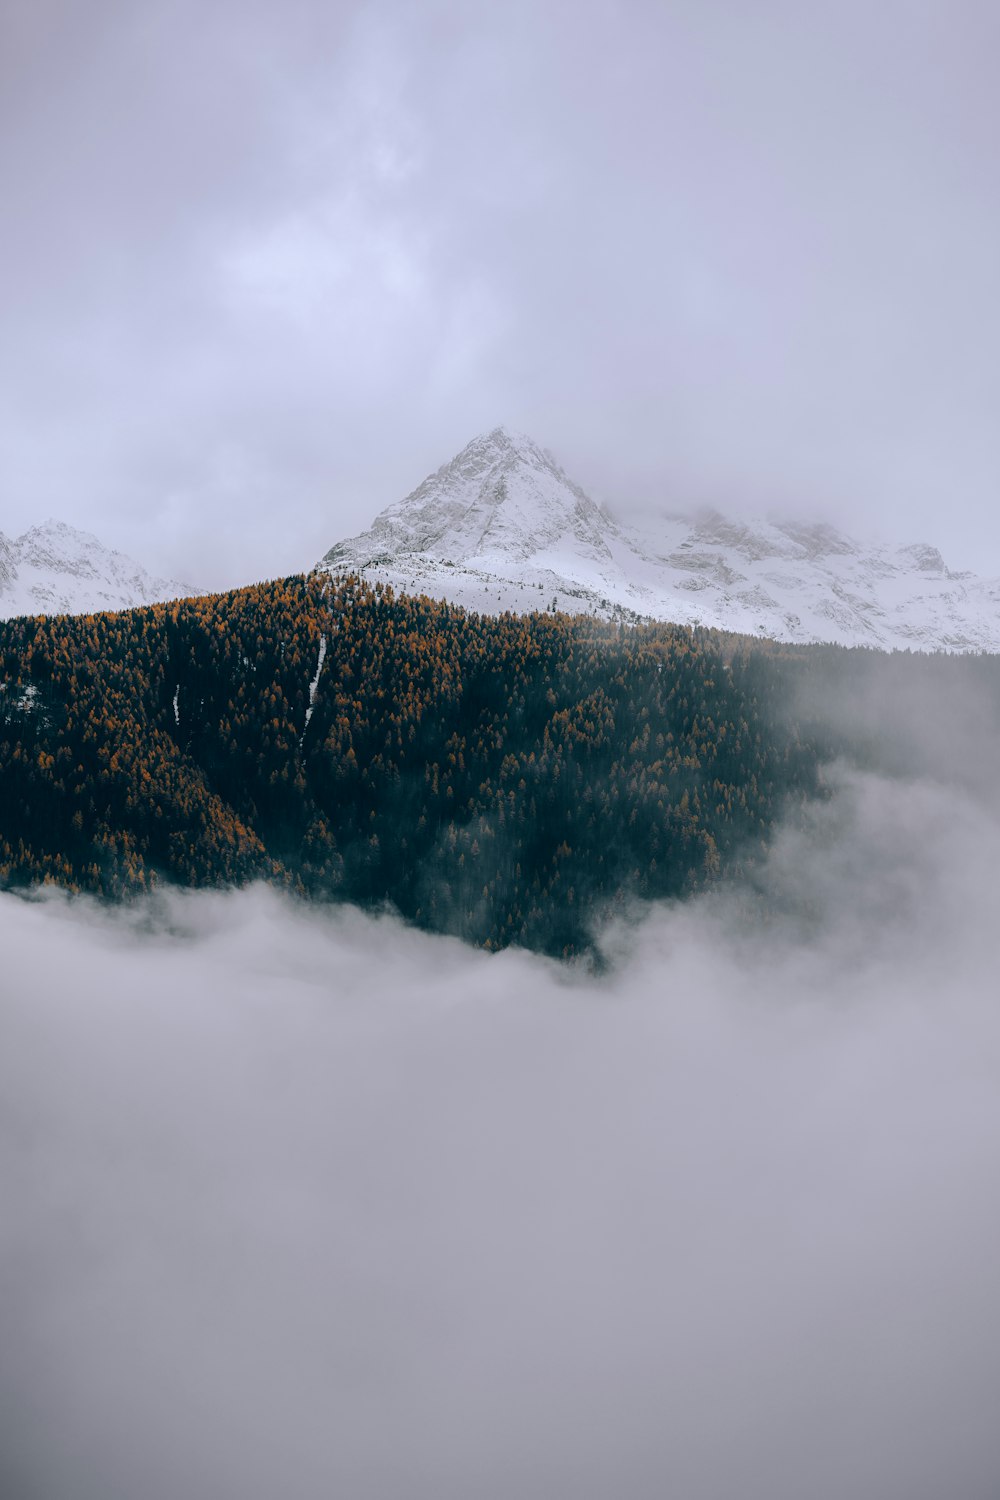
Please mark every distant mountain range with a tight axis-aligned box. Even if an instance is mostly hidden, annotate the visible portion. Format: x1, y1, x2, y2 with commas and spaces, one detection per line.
320, 427, 1000, 652
0, 520, 194, 619
5, 433, 998, 651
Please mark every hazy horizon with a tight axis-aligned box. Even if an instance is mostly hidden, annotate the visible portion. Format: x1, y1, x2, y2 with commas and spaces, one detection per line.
8, 418, 993, 598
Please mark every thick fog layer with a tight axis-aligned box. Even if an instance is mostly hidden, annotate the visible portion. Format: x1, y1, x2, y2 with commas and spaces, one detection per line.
3, 764, 1000, 1499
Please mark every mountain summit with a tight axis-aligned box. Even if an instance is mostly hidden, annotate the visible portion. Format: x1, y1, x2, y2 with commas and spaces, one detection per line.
319, 429, 1000, 651
323, 425, 622, 573
0, 520, 195, 619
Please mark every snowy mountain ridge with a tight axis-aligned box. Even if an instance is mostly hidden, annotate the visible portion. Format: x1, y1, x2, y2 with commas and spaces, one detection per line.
0, 520, 195, 620
319, 427, 1000, 652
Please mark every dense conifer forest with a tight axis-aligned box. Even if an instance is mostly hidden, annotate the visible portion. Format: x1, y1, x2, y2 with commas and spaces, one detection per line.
2, 573, 996, 955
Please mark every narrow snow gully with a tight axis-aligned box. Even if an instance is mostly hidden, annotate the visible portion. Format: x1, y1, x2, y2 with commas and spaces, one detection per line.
300, 633, 327, 747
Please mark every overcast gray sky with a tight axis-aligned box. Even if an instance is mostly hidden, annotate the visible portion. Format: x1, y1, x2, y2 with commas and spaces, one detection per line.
3, 0, 1000, 588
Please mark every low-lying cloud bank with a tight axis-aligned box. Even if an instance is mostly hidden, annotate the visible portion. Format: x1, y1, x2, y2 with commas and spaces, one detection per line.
3, 766, 1000, 1499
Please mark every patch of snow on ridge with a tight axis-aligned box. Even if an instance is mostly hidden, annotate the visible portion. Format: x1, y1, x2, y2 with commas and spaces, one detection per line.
318, 428, 1000, 653
0, 520, 197, 620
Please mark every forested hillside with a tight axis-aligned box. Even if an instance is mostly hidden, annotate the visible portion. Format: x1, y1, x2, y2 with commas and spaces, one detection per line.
2, 573, 993, 955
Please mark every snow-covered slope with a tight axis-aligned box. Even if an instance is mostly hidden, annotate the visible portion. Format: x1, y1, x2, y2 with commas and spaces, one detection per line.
0, 521, 195, 619
319, 427, 1000, 652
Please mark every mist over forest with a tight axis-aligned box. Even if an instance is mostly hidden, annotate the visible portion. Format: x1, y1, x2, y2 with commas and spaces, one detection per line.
5, 3, 1000, 1494
4, 730, 1000, 1498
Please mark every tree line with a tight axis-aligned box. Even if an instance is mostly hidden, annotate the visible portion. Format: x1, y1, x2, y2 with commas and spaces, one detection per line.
3, 572, 987, 956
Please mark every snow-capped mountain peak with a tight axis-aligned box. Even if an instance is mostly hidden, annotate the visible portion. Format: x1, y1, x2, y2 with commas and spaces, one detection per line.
0, 519, 196, 619
323, 425, 618, 575
318, 430, 1000, 652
